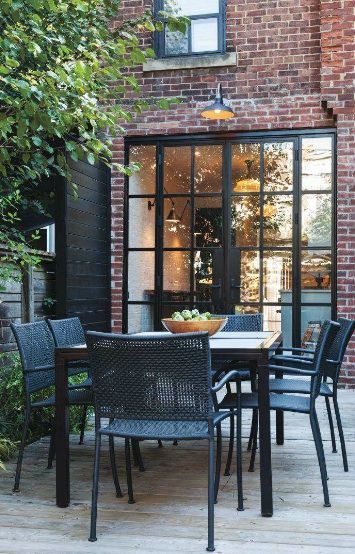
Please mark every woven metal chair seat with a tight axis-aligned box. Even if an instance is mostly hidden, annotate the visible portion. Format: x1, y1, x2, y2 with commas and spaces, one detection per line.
269, 378, 332, 397
219, 391, 311, 414
32, 388, 93, 408
99, 412, 230, 441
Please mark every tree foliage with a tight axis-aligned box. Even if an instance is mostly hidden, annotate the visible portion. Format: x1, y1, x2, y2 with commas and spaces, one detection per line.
0, 0, 187, 285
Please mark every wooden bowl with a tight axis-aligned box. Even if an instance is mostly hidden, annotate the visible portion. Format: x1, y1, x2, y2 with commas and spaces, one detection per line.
161, 318, 227, 337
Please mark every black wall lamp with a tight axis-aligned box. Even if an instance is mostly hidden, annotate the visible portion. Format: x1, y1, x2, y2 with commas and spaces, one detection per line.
200, 83, 234, 120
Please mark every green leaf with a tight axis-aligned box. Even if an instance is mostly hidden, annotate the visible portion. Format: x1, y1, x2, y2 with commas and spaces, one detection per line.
87, 152, 95, 165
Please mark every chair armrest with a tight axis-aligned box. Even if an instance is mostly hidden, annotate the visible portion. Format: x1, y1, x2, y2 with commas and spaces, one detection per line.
211, 370, 241, 393
271, 355, 313, 365
277, 346, 314, 355
268, 364, 317, 376
24, 364, 55, 374
326, 359, 339, 366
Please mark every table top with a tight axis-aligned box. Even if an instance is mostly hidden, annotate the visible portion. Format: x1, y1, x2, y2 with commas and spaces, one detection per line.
55, 331, 282, 355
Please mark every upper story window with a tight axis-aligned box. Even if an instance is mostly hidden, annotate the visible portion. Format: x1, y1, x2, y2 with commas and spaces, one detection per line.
155, 0, 225, 58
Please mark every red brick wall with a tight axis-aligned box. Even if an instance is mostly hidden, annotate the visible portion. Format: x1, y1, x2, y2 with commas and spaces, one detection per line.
111, 0, 355, 385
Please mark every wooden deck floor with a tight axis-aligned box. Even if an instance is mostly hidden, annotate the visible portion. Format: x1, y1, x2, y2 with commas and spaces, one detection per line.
1, 390, 355, 553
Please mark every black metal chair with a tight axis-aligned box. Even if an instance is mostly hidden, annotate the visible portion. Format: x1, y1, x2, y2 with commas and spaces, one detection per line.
212, 313, 263, 333
212, 313, 263, 475
47, 317, 92, 444
269, 318, 355, 471
86, 331, 243, 551
10, 321, 93, 492
218, 320, 340, 507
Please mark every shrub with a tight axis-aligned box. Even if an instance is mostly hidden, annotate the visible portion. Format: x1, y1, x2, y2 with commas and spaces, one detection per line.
0, 353, 93, 469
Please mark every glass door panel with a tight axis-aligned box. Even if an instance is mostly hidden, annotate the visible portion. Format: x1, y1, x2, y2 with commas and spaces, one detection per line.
194, 145, 223, 193
194, 196, 223, 247
164, 146, 191, 194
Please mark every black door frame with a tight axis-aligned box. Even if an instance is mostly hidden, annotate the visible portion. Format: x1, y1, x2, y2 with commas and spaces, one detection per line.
123, 128, 336, 345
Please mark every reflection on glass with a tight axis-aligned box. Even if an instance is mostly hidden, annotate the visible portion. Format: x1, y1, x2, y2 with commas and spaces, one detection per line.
263, 305, 285, 333
301, 250, 331, 302
240, 251, 260, 302
128, 252, 155, 301
279, 305, 292, 346
232, 143, 260, 192
194, 145, 222, 193
231, 196, 259, 247
263, 251, 292, 303
302, 194, 331, 247
301, 306, 331, 348
164, 146, 191, 194
165, 0, 219, 16
234, 305, 260, 314
129, 198, 155, 248
264, 142, 293, 191
165, 28, 188, 55
164, 197, 191, 248
195, 196, 222, 247
128, 304, 154, 333
191, 19, 218, 52
163, 251, 190, 297
194, 250, 213, 302
263, 195, 293, 247
302, 137, 332, 191
129, 145, 156, 195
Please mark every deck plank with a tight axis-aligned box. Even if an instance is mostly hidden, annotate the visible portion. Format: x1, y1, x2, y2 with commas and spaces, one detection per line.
0, 390, 354, 553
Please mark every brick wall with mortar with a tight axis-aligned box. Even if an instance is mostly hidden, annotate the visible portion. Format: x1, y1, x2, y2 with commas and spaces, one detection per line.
111, 0, 355, 385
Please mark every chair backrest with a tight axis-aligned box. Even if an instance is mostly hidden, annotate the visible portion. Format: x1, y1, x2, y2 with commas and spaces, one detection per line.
86, 331, 212, 422
47, 317, 86, 347
310, 320, 340, 400
324, 318, 355, 382
212, 313, 262, 332
10, 321, 55, 394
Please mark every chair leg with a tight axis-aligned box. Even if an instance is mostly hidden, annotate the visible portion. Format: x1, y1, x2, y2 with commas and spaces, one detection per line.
109, 436, 123, 498
236, 387, 244, 511
333, 395, 348, 472
173, 440, 178, 446
224, 411, 234, 476
248, 411, 258, 473
132, 439, 145, 472
157, 440, 163, 448
125, 438, 135, 504
206, 437, 215, 552
88, 432, 102, 542
214, 424, 222, 504
309, 411, 330, 507
13, 410, 31, 492
47, 423, 55, 469
79, 405, 87, 445
325, 397, 337, 453
247, 409, 258, 451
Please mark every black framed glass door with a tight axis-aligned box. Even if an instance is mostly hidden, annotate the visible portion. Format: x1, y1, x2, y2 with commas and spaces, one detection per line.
123, 130, 335, 348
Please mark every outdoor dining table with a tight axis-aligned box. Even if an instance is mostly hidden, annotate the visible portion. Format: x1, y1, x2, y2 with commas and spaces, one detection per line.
55, 330, 282, 517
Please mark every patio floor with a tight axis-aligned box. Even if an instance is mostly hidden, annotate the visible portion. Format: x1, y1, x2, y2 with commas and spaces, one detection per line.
1, 390, 354, 553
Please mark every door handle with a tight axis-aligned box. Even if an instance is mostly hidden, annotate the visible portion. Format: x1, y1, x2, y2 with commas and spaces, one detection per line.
231, 279, 241, 289
210, 278, 222, 300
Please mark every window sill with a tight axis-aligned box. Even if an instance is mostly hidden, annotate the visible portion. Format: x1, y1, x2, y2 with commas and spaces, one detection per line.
143, 52, 236, 73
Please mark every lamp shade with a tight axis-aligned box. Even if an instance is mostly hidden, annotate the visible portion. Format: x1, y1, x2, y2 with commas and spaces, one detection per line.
201, 83, 234, 120
166, 206, 180, 223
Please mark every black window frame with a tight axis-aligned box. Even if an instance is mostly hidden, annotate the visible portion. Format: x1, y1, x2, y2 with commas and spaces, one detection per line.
154, 0, 226, 58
